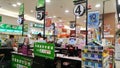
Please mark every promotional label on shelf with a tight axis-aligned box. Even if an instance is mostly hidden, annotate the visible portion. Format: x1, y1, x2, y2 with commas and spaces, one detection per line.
88, 11, 99, 28
12, 54, 32, 68
34, 42, 55, 59
74, 4, 85, 16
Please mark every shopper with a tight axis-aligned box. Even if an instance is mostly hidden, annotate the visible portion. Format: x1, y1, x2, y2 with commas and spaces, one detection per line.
36, 33, 46, 43
6, 35, 16, 48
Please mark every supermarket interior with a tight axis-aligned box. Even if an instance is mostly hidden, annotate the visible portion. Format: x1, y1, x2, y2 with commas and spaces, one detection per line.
0, 0, 119, 68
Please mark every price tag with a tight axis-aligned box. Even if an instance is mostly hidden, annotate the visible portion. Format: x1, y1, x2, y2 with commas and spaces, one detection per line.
74, 4, 85, 16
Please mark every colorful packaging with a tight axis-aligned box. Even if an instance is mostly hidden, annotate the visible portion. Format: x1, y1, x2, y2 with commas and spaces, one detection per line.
91, 54, 95, 59
98, 62, 102, 68
91, 62, 95, 68
95, 62, 98, 68
85, 61, 88, 65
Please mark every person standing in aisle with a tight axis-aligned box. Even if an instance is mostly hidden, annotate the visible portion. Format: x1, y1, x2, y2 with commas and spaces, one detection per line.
6, 35, 16, 48
36, 33, 46, 43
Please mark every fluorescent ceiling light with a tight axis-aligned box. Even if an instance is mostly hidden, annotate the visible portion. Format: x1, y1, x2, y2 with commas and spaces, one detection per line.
0, 8, 71, 30
0, 8, 43, 23
53, 16, 56, 18
46, 0, 51, 3
12, 4, 17, 7
59, 20, 62, 22
17, 2, 21, 6
30, 10, 34, 13
65, 10, 69, 13
77, 16, 80, 19
119, 13, 120, 17
118, 0, 120, 5
95, 4, 101, 8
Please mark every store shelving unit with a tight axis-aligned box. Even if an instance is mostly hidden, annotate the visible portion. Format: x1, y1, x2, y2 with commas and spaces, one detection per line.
82, 42, 109, 68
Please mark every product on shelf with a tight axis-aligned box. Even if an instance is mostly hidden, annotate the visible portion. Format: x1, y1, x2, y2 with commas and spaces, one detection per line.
82, 42, 109, 68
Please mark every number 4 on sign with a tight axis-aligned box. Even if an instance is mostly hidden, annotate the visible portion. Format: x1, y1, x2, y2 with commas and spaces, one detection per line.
74, 4, 85, 16
75, 5, 81, 14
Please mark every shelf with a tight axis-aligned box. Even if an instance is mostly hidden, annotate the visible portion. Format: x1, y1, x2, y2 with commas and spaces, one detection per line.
56, 54, 81, 61
85, 58, 102, 61
84, 65, 92, 68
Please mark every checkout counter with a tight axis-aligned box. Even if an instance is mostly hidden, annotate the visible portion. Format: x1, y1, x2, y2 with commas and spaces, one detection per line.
55, 47, 82, 68
11, 52, 33, 68
10, 43, 82, 68
0, 47, 13, 68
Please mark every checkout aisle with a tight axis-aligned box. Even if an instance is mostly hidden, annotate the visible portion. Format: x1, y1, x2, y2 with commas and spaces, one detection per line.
0, 0, 118, 68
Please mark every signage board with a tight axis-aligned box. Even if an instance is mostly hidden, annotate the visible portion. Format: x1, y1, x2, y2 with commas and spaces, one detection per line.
74, 4, 85, 16
19, 3, 24, 15
11, 54, 32, 68
88, 11, 100, 28
0, 24, 22, 33
34, 42, 55, 59
36, 0, 45, 20
33, 23, 44, 28
37, 0, 45, 8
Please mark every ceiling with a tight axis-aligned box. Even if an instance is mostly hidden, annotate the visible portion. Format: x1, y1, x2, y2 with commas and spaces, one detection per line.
0, 0, 116, 27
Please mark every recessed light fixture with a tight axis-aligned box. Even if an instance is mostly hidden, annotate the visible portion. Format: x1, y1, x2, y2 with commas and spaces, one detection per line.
17, 2, 21, 6
30, 10, 34, 13
65, 10, 69, 13
53, 16, 56, 18
46, 0, 51, 3
77, 16, 80, 19
12, 4, 17, 7
59, 20, 62, 22
95, 4, 101, 8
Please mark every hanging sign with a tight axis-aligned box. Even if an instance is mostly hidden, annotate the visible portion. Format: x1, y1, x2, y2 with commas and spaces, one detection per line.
74, 4, 85, 16
70, 21, 75, 28
19, 3, 24, 15
37, 0, 45, 8
46, 18, 52, 27
88, 11, 100, 28
18, 3, 24, 24
36, 10, 45, 20
36, 0, 45, 20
